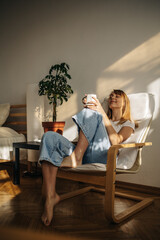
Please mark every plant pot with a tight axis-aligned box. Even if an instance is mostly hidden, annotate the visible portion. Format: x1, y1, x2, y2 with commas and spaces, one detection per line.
42, 121, 65, 135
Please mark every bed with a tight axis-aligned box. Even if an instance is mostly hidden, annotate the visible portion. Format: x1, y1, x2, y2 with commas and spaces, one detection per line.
0, 103, 27, 161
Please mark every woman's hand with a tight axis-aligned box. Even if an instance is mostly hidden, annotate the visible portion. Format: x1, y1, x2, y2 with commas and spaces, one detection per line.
85, 96, 106, 117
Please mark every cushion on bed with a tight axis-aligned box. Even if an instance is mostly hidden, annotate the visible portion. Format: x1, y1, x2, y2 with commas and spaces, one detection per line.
0, 103, 10, 126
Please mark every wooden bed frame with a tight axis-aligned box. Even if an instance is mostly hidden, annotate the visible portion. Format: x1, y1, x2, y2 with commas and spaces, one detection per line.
3, 104, 27, 136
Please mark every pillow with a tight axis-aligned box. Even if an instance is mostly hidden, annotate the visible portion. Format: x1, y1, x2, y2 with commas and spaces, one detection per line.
0, 103, 10, 126
0, 126, 21, 138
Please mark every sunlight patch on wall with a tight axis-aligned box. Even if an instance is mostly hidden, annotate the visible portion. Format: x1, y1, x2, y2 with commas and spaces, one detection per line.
27, 84, 44, 142
106, 33, 160, 73
97, 33, 160, 98
63, 124, 78, 141
57, 92, 78, 121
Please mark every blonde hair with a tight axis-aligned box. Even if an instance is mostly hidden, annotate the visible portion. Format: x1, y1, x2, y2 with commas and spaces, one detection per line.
107, 89, 138, 127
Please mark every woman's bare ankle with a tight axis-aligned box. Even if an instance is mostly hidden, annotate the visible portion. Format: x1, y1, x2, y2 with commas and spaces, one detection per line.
46, 192, 59, 202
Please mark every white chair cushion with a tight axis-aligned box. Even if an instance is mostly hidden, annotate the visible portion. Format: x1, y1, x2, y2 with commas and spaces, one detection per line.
129, 93, 153, 121
116, 93, 154, 169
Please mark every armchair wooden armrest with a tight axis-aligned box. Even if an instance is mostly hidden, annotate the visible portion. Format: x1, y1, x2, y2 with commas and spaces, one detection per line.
110, 142, 152, 150
106, 142, 152, 175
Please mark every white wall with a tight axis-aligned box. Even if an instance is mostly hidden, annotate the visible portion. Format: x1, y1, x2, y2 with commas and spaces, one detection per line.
0, 0, 160, 187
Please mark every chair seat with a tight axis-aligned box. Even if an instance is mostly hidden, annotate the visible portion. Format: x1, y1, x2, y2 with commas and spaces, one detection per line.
61, 163, 107, 173
60, 156, 140, 174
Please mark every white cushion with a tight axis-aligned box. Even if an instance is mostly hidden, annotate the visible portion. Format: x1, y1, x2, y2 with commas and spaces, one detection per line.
0, 103, 10, 126
61, 163, 107, 172
117, 93, 154, 169
0, 127, 26, 160
129, 93, 153, 121
0, 126, 21, 138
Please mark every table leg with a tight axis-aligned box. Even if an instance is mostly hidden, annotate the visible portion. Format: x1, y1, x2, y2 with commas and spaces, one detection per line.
13, 147, 20, 185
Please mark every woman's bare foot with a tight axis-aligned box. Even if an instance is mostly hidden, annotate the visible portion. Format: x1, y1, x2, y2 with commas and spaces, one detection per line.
41, 193, 60, 226
60, 152, 82, 168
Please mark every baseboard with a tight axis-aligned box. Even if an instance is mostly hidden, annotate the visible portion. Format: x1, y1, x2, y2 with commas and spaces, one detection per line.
116, 180, 160, 196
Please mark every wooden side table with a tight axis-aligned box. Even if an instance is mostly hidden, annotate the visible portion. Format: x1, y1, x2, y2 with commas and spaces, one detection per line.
13, 141, 40, 185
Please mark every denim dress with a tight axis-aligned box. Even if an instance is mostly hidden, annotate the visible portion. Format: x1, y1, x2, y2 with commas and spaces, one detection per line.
39, 108, 111, 167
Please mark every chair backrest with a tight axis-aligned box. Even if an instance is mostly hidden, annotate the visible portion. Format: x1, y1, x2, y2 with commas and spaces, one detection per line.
117, 93, 155, 170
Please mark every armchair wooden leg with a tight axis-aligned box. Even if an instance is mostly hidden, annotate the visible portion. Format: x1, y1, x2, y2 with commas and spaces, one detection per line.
60, 186, 93, 201
103, 146, 154, 223
105, 190, 153, 223
90, 187, 153, 223
58, 184, 154, 224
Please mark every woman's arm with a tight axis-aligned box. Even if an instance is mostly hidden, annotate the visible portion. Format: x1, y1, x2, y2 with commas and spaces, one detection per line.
85, 97, 133, 145
103, 122, 134, 145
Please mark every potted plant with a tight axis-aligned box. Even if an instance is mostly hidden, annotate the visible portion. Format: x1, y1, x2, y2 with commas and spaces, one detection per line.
38, 62, 73, 134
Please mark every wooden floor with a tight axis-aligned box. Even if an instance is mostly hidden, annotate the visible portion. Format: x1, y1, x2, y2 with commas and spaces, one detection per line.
0, 162, 160, 240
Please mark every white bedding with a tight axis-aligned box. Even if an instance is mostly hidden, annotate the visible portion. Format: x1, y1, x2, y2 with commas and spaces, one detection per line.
0, 127, 26, 160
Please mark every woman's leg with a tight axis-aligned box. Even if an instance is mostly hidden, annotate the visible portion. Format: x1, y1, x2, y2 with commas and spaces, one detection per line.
39, 131, 76, 167
61, 130, 89, 167
41, 161, 60, 226
71, 108, 111, 165
61, 108, 106, 167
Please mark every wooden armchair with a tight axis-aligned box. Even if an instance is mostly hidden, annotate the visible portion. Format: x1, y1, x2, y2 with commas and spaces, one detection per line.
57, 93, 154, 223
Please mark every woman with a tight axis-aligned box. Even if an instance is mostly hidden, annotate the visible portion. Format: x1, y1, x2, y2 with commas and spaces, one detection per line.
39, 89, 135, 226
